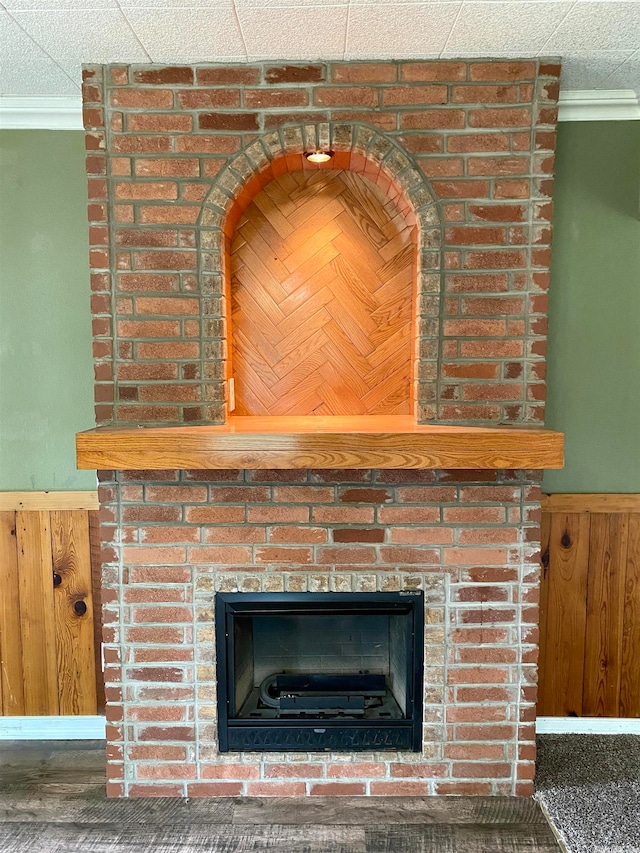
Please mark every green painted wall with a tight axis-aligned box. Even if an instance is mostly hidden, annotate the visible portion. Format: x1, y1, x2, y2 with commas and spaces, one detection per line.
0, 131, 96, 491
0, 124, 638, 493
543, 121, 640, 493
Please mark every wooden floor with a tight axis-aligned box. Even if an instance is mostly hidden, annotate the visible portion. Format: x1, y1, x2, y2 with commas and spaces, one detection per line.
0, 741, 561, 852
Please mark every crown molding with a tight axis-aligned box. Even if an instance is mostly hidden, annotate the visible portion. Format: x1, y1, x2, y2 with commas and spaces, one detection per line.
557, 89, 640, 122
0, 89, 638, 130
0, 96, 83, 130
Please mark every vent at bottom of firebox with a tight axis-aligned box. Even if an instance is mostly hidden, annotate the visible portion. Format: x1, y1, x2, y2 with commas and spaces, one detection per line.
226, 725, 414, 752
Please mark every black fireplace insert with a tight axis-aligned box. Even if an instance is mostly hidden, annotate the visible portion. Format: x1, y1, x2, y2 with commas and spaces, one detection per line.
215, 591, 424, 752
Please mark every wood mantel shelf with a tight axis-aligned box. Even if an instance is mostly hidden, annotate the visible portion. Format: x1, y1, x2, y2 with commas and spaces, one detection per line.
76, 415, 563, 471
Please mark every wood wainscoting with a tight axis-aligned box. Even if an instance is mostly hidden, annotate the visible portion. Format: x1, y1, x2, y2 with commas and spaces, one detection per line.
539, 494, 640, 718
0, 492, 103, 716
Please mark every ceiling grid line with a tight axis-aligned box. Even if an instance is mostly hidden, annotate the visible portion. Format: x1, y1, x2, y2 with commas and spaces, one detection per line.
605, 45, 639, 80
439, 0, 466, 57
115, 2, 152, 64
231, 0, 250, 61
343, 0, 352, 60
537, 0, 578, 54
2, 5, 80, 92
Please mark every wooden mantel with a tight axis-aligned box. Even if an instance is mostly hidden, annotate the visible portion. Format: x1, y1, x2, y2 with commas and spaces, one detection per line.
76, 415, 563, 471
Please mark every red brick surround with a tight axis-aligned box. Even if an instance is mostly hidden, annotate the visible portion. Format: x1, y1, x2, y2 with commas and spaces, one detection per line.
84, 59, 558, 427
82, 59, 560, 798
99, 467, 542, 798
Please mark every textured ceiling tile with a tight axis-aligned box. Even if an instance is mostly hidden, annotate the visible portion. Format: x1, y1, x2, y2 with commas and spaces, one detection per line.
122, 7, 246, 60
559, 50, 635, 89
349, 0, 546, 3
237, 5, 348, 59
0, 9, 78, 94
346, 3, 461, 56
346, 0, 462, 4
119, 0, 233, 7
9, 8, 149, 84
443, 0, 570, 3
544, 1, 640, 51
605, 47, 640, 90
237, 0, 345, 6
4, 0, 117, 7
445, 1, 572, 53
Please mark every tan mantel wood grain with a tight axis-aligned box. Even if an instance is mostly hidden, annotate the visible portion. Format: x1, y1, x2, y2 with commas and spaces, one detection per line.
76, 415, 564, 470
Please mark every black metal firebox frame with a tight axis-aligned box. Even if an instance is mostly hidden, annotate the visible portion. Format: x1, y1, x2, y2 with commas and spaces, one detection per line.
215, 591, 424, 753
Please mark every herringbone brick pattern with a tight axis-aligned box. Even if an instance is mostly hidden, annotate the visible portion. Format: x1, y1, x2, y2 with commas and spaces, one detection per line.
230, 169, 415, 417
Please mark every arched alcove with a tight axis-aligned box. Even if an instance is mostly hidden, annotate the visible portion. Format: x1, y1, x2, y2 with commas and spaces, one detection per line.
198, 123, 443, 424
229, 167, 417, 417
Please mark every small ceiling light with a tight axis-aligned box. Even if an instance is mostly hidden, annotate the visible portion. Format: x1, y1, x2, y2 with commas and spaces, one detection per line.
304, 150, 334, 164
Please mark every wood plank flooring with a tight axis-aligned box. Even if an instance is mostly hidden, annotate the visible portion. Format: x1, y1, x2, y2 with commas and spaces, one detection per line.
0, 741, 561, 852
230, 169, 415, 417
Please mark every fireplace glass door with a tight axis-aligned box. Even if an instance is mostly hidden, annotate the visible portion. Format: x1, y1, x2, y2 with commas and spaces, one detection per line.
215, 592, 424, 752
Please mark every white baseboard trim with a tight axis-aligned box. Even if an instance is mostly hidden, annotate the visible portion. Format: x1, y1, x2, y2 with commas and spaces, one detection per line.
537, 716, 640, 734
3, 714, 638, 739
0, 716, 106, 740
0, 89, 638, 130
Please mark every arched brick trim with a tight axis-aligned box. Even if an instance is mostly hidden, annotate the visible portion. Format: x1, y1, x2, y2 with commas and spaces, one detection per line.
198, 123, 443, 424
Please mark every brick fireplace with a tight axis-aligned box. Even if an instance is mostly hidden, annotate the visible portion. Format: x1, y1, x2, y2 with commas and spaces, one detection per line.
81, 59, 561, 798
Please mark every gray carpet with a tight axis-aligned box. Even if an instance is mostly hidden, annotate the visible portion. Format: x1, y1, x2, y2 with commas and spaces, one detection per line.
536, 734, 640, 853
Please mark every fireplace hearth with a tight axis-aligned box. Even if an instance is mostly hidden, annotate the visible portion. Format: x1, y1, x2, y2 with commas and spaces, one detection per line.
215, 592, 424, 752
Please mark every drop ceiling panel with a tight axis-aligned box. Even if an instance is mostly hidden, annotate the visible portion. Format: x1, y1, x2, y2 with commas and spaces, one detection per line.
606, 48, 640, 92
445, 2, 572, 53
236, 0, 346, 6
122, 7, 246, 61
346, 3, 462, 56
9, 8, 150, 82
544, 1, 640, 51
559, 49, 636, 89
0, 0, 639, 97
119, 0, 234, 7
238, 5, 348, 59
3, 0, 118, 8
0, 9, 78, 95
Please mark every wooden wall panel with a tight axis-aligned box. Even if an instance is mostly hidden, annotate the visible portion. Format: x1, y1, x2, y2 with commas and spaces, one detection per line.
0, 494, 101, 717
88, 509, 106, 715
16, 510, 60, 715
538, 512, 590, 716
51, 510, 98, 715
620, 514, 640, 717
0, 512, 25, 715
539, 494, 640, 718
582, 513, 628, 715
